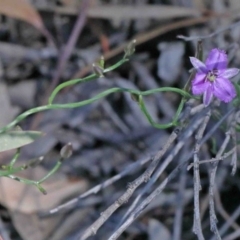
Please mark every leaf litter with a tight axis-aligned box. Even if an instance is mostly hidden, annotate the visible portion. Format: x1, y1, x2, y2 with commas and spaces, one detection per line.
1, 0, 240, 240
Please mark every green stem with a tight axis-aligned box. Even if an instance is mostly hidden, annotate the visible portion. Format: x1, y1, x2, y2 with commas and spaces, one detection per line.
49, 74, 96, 105
7, 174, 36, 185
138, 95, 174, 129
48, 58, 129, 104
1, 160, 62, 194
0, 87, 192, 133
9, 148, 20, 170
0, 165, 30, 176
172, 98, 186, 125
6, 174, 47, 194
0, 106, 50, 133
37, 160, 62, 184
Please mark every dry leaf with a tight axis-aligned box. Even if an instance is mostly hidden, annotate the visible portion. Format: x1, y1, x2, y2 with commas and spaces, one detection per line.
12, 207, 89, 240
50, 209, 89, 240
0, 167, 88, 240
0, 166, 88, 213
0, 0, 44, 31
12, 212, 64, 240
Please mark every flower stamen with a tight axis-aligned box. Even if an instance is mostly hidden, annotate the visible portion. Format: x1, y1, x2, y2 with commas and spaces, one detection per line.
207, 71, 217, 82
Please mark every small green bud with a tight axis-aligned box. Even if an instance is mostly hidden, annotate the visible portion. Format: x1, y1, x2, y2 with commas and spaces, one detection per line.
130, 93, 140, 103
92, 63, 104, 77
14, 125, 23, 131
37, 184, 47, 195
99, 56, 105, 69
60, 142, 73, 160
124, 39, 136, 58
1, 165, 7, 170
29, 156, 44, 168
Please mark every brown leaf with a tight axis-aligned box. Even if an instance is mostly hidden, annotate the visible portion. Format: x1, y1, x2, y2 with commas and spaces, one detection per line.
0, 0, 44, 30
0, 166, 88, 213
12, 212, 64, 240
0, 167, 89, 240
12, 207, 89, 240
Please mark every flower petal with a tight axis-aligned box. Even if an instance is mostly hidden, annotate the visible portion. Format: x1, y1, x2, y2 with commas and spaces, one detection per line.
205, 48, 227, 70
189, 57, 207, 73
203, 85, 213, 106
218, 68, 240, 79
213, 77, 236, 102
191, 72, 209, 95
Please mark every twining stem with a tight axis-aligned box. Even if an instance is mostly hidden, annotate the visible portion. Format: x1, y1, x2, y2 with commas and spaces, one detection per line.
0, 87, 191, 134
0, 157, 63, 195
9, 148, 20, 170
48, 58, 129, 104
38, 160, 62, 184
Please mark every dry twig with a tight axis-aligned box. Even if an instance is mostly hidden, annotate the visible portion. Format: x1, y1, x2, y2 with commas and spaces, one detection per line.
80, 128, 179, 240
209, 110, 239, 240
193, 110, 211, 240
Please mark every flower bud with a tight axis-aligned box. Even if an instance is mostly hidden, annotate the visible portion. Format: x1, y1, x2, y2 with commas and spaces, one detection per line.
124, 39, 136, 58
99, 56, 105, 69
29, 156, 44, 168
60, 142, 73, 160
92, 63, 104, 77
130, 93, 140, 103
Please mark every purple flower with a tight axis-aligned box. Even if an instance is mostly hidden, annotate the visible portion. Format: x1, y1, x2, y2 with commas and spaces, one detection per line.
190, 48, 239, 106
